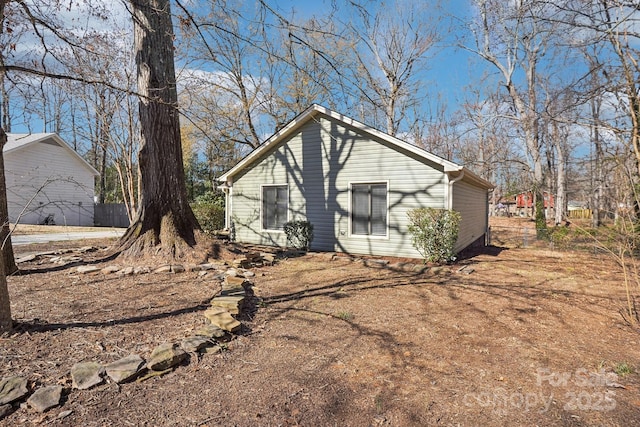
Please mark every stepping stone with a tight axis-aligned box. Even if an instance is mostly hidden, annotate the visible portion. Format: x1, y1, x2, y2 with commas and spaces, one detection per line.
71, 362, 104, 390
27, 385, 63, 413
204, 307, 241, 333
119, 267, 135, 276
58, 256, 83, 264
171, 264, 185, 273
224, 275, 247, 288
225, 268, 238, 277
153, 264, 185, 273
261, 253, 276, 264
15, 254, 36, 263
210, 295, 245, 314
193, 324, 226, 339
0, 376, 28, 405
77, 265, 100, 274
246, 252, 262, 262
181, 336, 213, 353
147, 343, 188, 371
219, 286, 245, 297
101, 265, 121, 274
105, 355, 146, 384
198, 263, 222, 271
153, 265, 172, 273
202, 345, 223, 354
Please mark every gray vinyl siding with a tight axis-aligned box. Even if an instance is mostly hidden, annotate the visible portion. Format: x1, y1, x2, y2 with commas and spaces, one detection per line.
231, 115, 447, 258
452, 178, 488, 252
5, 140, 96, 226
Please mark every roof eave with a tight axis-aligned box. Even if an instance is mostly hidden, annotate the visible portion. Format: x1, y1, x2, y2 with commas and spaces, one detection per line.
6, 133, 100, 177
218, 104, 495, 192
218, 105, 323, 182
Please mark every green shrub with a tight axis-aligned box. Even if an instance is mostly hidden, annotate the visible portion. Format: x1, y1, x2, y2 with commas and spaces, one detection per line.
407, 208, 461, 264
191, 191, 225, 234
535, 199, 548, 240
283, 220, 314, 250
549, 225, 571, 247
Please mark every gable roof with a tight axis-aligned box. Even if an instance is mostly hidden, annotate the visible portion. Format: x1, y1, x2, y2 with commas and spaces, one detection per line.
218, 104, 493, 190
5, 133, 99, 176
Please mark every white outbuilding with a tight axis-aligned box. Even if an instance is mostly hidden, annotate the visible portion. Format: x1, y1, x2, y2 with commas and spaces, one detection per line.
4, 133, 98, 226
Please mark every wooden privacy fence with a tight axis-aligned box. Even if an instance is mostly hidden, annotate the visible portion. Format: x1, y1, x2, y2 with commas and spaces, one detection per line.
568, 209, 592, 219
94, 203, 130, 228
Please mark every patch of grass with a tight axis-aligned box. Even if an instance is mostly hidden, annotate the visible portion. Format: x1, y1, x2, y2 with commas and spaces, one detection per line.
374, 394, 384, 413
597, 360, 608, 371
335, 311, 353, 321
614, 362, 634, 377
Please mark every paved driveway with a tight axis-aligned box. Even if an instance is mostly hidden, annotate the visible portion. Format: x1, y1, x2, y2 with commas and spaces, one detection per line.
11, 229, 126, 246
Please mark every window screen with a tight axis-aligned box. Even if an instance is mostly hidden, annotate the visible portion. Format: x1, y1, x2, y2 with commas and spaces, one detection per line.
351, 183, 387, 236
262, 185, 288, 230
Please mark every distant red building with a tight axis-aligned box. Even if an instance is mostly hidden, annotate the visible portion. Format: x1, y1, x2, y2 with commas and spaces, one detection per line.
516, 191, 554, 209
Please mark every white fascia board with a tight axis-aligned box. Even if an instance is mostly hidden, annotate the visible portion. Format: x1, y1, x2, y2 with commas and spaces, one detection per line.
6, 133, 100, 177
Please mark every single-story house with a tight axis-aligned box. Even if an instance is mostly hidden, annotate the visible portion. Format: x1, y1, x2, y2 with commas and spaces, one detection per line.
515, 191, 554, 218
4, 133, 99, 226
218, 104, 493, 259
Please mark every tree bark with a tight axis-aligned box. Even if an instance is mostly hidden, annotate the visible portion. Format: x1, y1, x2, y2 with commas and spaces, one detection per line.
553, 132, 567, 226
0, 249, 9, 333
0, 129, 16, 274
591, 96, 603, 227
0, 136, 9, 331
118, 0, 200, 259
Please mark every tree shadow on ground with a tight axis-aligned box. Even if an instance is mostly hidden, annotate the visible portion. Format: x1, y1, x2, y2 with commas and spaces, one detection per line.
11, 302, 211, 334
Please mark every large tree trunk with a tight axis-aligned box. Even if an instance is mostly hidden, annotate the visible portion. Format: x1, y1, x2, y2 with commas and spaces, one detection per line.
0, 252, 9, 333
0, 132, 9, 331
0, 129, 16, 275
118, 0, 200, 259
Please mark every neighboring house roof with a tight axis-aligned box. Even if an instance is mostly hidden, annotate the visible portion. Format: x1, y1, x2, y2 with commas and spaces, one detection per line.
5, 133, 99, 176
218, 104, 493, 190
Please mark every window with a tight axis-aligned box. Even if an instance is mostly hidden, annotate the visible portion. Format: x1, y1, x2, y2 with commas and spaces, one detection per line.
262, 185, 288, 230
351, 183, 387, 236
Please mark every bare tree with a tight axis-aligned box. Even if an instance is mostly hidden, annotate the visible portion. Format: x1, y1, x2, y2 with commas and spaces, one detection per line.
175, 0, 265, 150
109, 74, 140, 222
543, 95, 572, 225
464, 0, 559, 213
458, 88, 530, 214
596, 1, 640, 180
341, 0, 438, 136
547, 1, 640, 218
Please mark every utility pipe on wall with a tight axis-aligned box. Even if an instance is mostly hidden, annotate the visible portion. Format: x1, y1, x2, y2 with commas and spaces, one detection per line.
447, 170, 465, 210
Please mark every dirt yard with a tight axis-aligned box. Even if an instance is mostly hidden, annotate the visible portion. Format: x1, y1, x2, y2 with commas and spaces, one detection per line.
1, 219, 639, 426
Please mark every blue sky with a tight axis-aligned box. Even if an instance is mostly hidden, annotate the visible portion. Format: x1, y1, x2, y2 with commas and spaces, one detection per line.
9, 0, 483, 133
267, 0, 483, 115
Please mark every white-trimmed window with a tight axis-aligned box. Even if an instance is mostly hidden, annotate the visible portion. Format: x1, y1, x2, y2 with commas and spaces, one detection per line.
351, 183, 388, 236
262, 185, 288, 231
